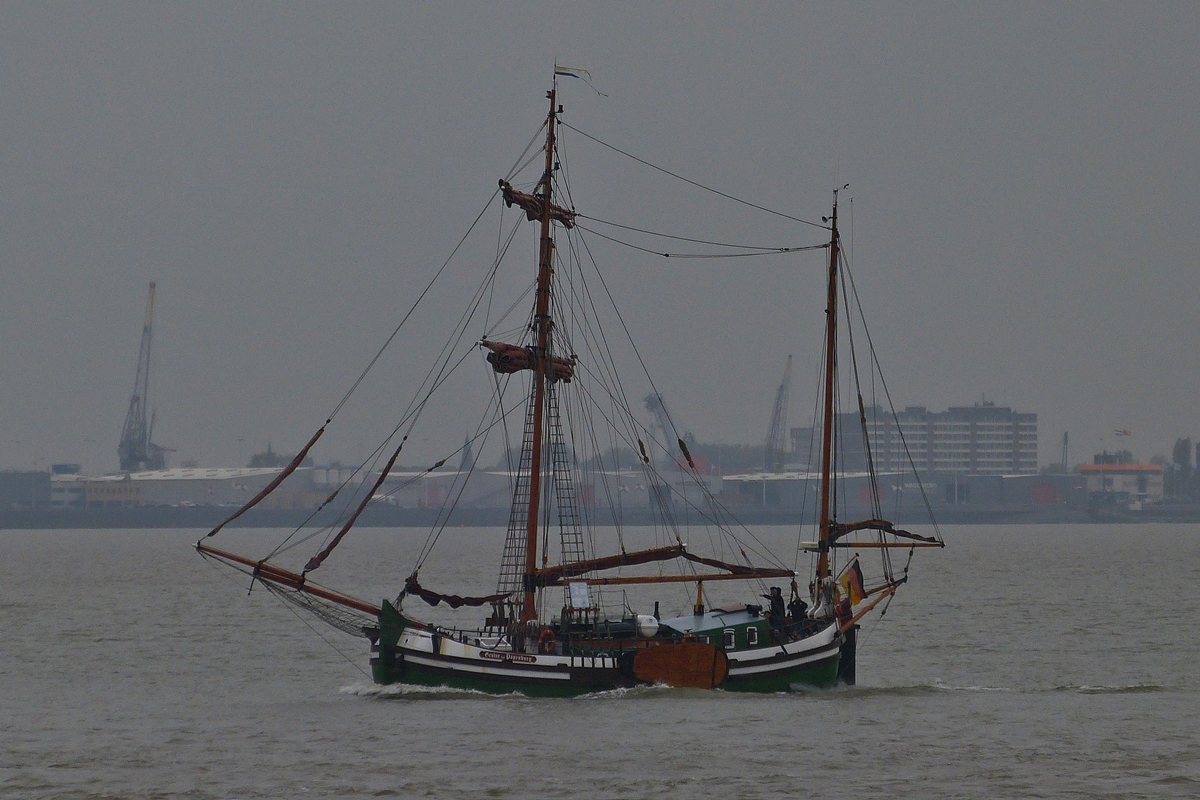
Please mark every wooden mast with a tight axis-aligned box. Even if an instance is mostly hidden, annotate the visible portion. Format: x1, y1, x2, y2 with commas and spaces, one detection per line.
520, 87, 560, 623
815, 195, 840, 583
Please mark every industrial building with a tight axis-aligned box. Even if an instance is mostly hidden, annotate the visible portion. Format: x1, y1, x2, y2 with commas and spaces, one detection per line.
50, 467, 317, 510
319, 465, 669, 512
1078, 462, 1164, 505
719, 468, 1085, 516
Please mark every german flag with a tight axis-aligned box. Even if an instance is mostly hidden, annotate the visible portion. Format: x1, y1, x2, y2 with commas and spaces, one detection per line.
839, 561, 866, 605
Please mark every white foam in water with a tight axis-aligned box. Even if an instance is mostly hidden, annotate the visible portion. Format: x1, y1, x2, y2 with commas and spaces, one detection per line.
932, 678, 1016, 692
341, 681, 512, 699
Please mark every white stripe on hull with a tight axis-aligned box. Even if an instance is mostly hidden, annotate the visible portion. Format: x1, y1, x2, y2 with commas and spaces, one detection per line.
405, 652, 573, 681
726, 644, 840, 676
725, 622, 839, 664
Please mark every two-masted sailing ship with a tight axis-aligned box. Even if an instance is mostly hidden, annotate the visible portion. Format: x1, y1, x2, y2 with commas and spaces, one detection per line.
198, 76, 943, 695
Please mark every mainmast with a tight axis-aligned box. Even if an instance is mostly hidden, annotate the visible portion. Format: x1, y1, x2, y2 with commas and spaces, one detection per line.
815, 197, 840, 583
520, 87, 560, 622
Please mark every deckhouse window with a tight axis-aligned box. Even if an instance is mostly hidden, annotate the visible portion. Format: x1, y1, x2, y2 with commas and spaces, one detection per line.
747, 627, 759, 646
723, 629, 735, 650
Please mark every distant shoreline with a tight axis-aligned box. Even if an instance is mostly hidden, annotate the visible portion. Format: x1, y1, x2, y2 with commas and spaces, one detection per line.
4, 503, 1200, 530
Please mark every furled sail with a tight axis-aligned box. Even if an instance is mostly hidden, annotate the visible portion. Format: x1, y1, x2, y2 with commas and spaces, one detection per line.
202, 423, 327, 539
499, 179, 576, 228
302, 442, 430, 574
531, 544, 793, 587
533, 545, 688, 585
481, 340, 575, 383
828, 518, 940, 544
401, 575, 510, 609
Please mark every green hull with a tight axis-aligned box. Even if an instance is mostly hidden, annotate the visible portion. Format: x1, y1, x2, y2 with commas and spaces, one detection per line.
721, 656, 840, 693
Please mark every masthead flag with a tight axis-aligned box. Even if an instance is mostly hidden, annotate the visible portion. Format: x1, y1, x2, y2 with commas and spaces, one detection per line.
555, 66, 592, 81
554, 65, 608, 96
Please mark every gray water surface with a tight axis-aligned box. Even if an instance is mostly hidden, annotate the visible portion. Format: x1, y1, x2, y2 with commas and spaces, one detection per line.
3, 525, 1198, 798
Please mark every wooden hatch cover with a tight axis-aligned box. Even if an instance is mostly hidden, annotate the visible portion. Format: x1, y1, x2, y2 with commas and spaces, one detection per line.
632, 642, 729, 689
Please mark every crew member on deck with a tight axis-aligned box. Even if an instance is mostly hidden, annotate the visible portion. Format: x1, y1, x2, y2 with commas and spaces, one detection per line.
788, 595, 809, 636
763, 586, 786, 641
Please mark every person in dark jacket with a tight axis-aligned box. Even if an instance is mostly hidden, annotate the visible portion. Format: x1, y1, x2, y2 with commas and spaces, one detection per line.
788, 595, 809, 636
762, 586, 786, 641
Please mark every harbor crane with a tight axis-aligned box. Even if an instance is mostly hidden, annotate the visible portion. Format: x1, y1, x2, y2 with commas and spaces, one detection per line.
118, 282, 168, 472
763, 355, 792, 472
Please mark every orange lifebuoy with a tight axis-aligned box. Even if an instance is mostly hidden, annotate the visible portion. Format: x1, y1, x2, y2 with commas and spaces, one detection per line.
538, 628, 556, 654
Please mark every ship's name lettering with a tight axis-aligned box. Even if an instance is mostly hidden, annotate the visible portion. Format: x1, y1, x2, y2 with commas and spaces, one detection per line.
479, 651, 537, 664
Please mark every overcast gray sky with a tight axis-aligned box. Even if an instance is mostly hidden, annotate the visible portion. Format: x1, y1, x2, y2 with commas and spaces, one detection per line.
2, 3, 1197, 473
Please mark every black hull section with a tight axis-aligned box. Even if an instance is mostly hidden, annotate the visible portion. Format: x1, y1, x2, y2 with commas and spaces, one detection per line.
836, 624, 857, 685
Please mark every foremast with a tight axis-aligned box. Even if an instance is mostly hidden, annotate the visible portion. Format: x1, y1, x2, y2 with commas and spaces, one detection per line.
811, 193, 944, 627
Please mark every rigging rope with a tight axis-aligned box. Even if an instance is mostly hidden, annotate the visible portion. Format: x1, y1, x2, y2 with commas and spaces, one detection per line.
841, 254, 943, 545
559, 121, 829, 230
269, 262, 500, 565
328, 186, 503, 422
577, 214, 826, 252
265, 583, 372, 678
576, 223, 823, 259
567, 225, 794, 572
199, 185, 504, 544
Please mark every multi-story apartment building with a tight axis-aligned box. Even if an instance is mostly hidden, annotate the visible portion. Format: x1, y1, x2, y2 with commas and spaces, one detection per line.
790, 402, 1037, 476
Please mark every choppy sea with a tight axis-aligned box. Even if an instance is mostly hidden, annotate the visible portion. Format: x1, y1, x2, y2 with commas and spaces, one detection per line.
2, 524, 1198, 799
